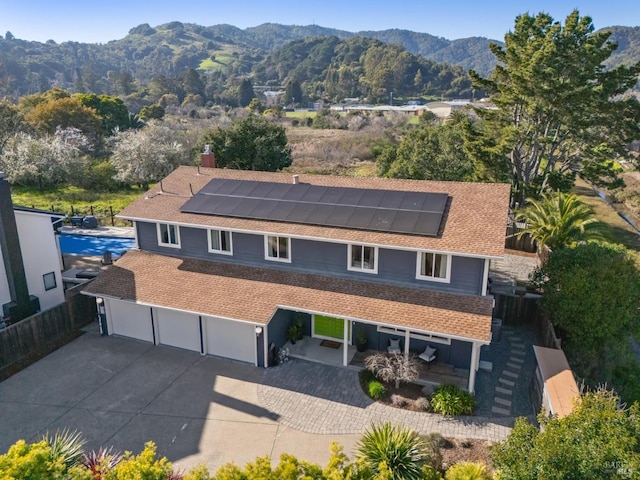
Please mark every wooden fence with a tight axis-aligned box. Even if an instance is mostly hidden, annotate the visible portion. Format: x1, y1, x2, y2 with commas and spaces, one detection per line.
505, 212, 537, 253
0, 284, 96, 380
493, 291, 561, 349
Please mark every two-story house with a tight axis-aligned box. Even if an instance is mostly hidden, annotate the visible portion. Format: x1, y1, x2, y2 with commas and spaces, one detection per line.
0, 173, 66, 326
83, 162, 510, 393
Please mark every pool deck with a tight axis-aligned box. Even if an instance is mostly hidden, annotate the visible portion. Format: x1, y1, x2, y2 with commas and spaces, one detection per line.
59, 226, 135, 238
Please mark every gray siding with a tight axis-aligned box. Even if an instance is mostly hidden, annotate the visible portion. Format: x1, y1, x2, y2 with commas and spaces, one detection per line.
136, 221, 485, 294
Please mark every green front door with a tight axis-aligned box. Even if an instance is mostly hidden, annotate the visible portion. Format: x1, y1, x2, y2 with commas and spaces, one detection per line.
313, 315, 350, 340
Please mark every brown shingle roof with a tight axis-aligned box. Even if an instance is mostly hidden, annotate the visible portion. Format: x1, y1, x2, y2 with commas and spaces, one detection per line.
84, 250, 494, 342
117, 167, 510, 258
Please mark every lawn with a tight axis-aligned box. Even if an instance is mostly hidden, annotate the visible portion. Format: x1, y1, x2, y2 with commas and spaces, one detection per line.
573, 177, 640, 250
285, 110, 317, 119
11, 185, 146, 226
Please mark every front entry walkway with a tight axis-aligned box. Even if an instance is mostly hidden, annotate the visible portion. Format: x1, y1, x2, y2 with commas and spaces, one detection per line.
259, 359, 513, 442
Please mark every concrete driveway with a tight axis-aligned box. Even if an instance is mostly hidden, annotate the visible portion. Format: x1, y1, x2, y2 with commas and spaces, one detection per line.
0, 329, 359, 473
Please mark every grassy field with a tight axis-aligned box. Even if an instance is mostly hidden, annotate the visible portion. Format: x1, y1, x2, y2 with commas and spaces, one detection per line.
11, 185, 147, 226
285, 110, 317, 119
573, 177, 640, 250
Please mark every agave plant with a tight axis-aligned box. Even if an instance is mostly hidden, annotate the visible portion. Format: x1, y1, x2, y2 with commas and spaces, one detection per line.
42, 428, 86, 469
356, 422, 428, 480
82, 446, 123, 479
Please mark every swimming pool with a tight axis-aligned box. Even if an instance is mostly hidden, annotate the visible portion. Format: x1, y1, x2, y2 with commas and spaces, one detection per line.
59, 234, 135, 257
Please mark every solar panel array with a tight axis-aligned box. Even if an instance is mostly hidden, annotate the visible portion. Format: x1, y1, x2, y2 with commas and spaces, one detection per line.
180, 179, 449, 236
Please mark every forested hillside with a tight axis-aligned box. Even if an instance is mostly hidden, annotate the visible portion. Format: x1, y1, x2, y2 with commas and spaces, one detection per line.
0, 22, 637, 106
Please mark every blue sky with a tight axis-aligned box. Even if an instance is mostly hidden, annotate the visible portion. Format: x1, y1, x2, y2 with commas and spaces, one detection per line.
0, 1, 638, 44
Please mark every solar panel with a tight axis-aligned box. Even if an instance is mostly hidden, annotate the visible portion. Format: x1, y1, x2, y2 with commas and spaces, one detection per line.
180, 178, 449, 236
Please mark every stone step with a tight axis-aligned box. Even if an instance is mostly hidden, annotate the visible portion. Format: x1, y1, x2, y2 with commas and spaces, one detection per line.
510, 336, 523, 342
492, 406, 511, 415
511, 349, 526, 357
507, 362, 522, 370
494, 396, 512, 407
511, 342, 526, 349
499, 378, 515, 387
509, 356, 525, 364
495, 386, 513, 395
503, 370, 519, 378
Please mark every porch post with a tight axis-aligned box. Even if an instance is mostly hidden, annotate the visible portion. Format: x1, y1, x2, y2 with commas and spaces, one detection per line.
468, 342, 481, 394
343, 319, 349, 366
404, 329, 411, 359
481, 258, 490, 296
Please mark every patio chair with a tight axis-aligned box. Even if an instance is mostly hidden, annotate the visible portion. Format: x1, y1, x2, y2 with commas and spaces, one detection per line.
387, 338, 402, 354
419, 345, 437, 368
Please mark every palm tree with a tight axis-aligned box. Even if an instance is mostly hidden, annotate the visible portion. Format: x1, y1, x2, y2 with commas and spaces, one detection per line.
356, 422, 428, 480
517, 191, 603, 251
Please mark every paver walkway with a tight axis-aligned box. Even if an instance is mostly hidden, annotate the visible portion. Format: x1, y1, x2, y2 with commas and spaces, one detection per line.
258, 360, 514, 442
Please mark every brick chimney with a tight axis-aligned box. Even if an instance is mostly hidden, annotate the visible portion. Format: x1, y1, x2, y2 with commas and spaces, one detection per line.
0, 172, 37, 321
201, 144, 216, 168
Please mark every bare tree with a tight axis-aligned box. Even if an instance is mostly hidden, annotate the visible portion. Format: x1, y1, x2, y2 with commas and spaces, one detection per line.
365, 353, 419, 389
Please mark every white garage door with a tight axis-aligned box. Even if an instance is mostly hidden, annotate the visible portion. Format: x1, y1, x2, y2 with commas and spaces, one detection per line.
205, 316, 255, 364
156, 308, 201, 352
108, 300, 153, 342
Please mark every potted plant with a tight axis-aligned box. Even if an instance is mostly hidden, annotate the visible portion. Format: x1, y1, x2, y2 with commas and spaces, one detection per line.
287, 323, 300, 344
356, 328, 368, 352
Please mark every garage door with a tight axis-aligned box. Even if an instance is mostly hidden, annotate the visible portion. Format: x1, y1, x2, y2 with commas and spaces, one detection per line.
156, 308, 201, 352
108, 300, 153, 342
205, 316, 255, 363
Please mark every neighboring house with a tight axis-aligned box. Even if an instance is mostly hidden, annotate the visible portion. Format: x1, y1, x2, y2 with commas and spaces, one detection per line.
0, 174, 66, 326
83, 160, 510, 393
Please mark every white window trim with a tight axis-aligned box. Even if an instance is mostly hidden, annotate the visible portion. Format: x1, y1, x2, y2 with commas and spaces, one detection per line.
264, 235, 291, 263
157, 222, 181, 248
347, 244, 378, 274
377, 325, 451, 345
415, 251, 451, 283
207, 228, 233, 255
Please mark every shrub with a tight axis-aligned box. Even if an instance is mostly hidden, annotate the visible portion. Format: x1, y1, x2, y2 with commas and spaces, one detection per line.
430, 384, 475, 416
415, 396, 432, 412
359, 368, 377, 384
445, 461, 491, 480
368, 380, 386, 400
391, 394, 408, 407
422, 432, 445, 473
357, 422, 428, 480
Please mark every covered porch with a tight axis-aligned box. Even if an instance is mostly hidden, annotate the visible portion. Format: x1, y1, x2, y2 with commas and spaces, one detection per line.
271, 308, 487, 393
284, 336, 469, 390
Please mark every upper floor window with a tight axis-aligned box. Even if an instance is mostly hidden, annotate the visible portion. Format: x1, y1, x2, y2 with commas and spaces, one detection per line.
157, 223, 180, 248
416, 251, 450, 282
265, 235, 290, 262
348, 244, 377, 274
209, 229, 232, 255
43, 272, 57, 291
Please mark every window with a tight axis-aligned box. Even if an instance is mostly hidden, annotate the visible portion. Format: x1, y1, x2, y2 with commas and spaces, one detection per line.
348, 244, 377, 274
376, 325, 451, 345
157, 223, 180, 248
43, 272, 57, 291
265, 235, 290, 262
208, 229, 232, 254
416, 251, 450, 282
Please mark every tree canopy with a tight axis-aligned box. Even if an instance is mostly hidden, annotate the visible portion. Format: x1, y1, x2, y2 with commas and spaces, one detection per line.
491, 389, 640, 480
377, 113, 477, 182
532, 242, 640, 386
203, 114, 292, 171
470, 10, 640, 205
